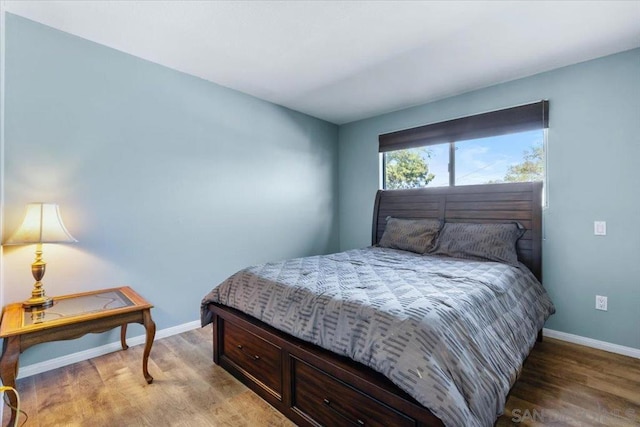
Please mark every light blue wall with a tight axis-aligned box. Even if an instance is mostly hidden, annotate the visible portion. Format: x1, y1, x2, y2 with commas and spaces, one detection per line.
2, 14, 339, 366
339, 48, 640, 350
2, 13, 638, 370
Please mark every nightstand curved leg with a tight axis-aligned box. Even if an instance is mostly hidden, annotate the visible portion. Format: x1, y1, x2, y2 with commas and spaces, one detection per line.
0, 336, 21, 427
142, 309, 155, 384
120, 323, 129, 350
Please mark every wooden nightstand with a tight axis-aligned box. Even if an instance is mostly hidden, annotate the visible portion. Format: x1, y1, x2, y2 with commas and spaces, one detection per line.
0, 286, 155, 426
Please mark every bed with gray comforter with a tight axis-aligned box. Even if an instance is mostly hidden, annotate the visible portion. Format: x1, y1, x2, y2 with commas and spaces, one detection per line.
201, 246, 555, 427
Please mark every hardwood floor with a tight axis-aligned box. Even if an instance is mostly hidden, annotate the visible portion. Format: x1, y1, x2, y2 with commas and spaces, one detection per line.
3, 326, 638, 426
497, 338, 640, 427
2, 326, 293, 427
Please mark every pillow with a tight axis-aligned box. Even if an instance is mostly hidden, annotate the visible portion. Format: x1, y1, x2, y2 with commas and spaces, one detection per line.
429, 222, 525, 265
379, 217, 442, 254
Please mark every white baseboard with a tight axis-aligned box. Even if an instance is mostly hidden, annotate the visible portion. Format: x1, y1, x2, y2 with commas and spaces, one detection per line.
14, 323, 639, 379
543, 328, 640, 359
17, 320, 202, 379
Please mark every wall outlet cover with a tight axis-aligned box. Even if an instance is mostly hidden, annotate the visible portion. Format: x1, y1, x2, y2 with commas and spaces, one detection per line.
595, 295, 608, 311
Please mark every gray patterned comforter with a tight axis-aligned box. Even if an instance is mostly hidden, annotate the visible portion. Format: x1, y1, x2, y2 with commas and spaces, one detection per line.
200, 247, 555, 427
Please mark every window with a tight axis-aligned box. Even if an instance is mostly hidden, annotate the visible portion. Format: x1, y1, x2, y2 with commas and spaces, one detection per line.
380, 101, 548, 190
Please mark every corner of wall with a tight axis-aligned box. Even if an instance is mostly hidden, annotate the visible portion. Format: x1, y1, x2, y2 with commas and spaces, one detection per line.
0, 7, 7, 422
1, 1, 7, 309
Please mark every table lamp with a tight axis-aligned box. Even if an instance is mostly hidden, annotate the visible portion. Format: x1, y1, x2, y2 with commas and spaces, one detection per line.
4, 203, 77, 309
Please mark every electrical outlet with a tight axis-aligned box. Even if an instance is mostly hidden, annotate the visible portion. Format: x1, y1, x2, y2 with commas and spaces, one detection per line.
595, 295, 608, 311
594, 221, 607, 236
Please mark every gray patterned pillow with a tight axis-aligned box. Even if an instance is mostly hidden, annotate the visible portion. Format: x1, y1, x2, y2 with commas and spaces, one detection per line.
379, 217, 442, 254
429, 222, 525, 266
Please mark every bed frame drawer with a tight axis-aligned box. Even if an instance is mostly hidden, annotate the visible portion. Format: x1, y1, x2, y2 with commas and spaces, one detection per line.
211, 303, 444, 427
220, 320, 282, 397
292, 357, 415, 427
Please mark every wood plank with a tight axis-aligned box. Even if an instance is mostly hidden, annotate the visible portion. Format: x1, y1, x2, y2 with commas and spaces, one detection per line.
377, 222, 534, 233
517, 240, 533, 250
441, 218, 532, 227
444, 210, 534, 220
445, 192, 535, 202
378, 210, 441, 219
378, 194, 444, 203
446, 200, 532, 211
379, 201, 441, 211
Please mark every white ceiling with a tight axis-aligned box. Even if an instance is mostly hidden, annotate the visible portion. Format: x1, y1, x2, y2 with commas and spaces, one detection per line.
4, 1, 640, 124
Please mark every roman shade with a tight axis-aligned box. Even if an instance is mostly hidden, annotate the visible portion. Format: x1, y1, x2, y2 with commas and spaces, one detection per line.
379, 100, 549, 152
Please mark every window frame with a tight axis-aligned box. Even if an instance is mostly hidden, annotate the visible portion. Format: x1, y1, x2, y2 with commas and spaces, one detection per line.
379, 101, 548, 190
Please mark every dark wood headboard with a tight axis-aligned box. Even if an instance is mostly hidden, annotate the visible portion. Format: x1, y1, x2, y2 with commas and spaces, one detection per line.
372, 182, 543, 281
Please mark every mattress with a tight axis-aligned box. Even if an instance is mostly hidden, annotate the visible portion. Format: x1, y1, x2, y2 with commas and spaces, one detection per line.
201, 247, 555, 427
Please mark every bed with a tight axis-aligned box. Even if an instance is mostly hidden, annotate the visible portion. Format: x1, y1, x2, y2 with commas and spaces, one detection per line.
201, 182, 554, 427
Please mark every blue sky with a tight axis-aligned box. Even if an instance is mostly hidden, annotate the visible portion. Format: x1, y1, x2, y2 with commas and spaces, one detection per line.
412, 129, 544, 186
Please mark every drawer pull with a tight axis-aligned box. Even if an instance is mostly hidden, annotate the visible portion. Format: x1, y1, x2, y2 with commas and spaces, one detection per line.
237, 344, 260, 361
323, 398, 365, 426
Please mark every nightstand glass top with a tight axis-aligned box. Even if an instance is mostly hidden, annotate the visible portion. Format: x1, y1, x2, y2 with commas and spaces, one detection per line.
23, 290, 134, 326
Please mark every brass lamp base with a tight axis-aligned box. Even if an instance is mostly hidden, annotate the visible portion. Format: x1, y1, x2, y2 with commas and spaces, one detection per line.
23, 245, 55, 309
23, 295, 54, 309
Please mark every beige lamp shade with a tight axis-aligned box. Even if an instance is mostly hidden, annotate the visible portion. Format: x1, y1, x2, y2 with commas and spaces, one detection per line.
4, 203, 77, 245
